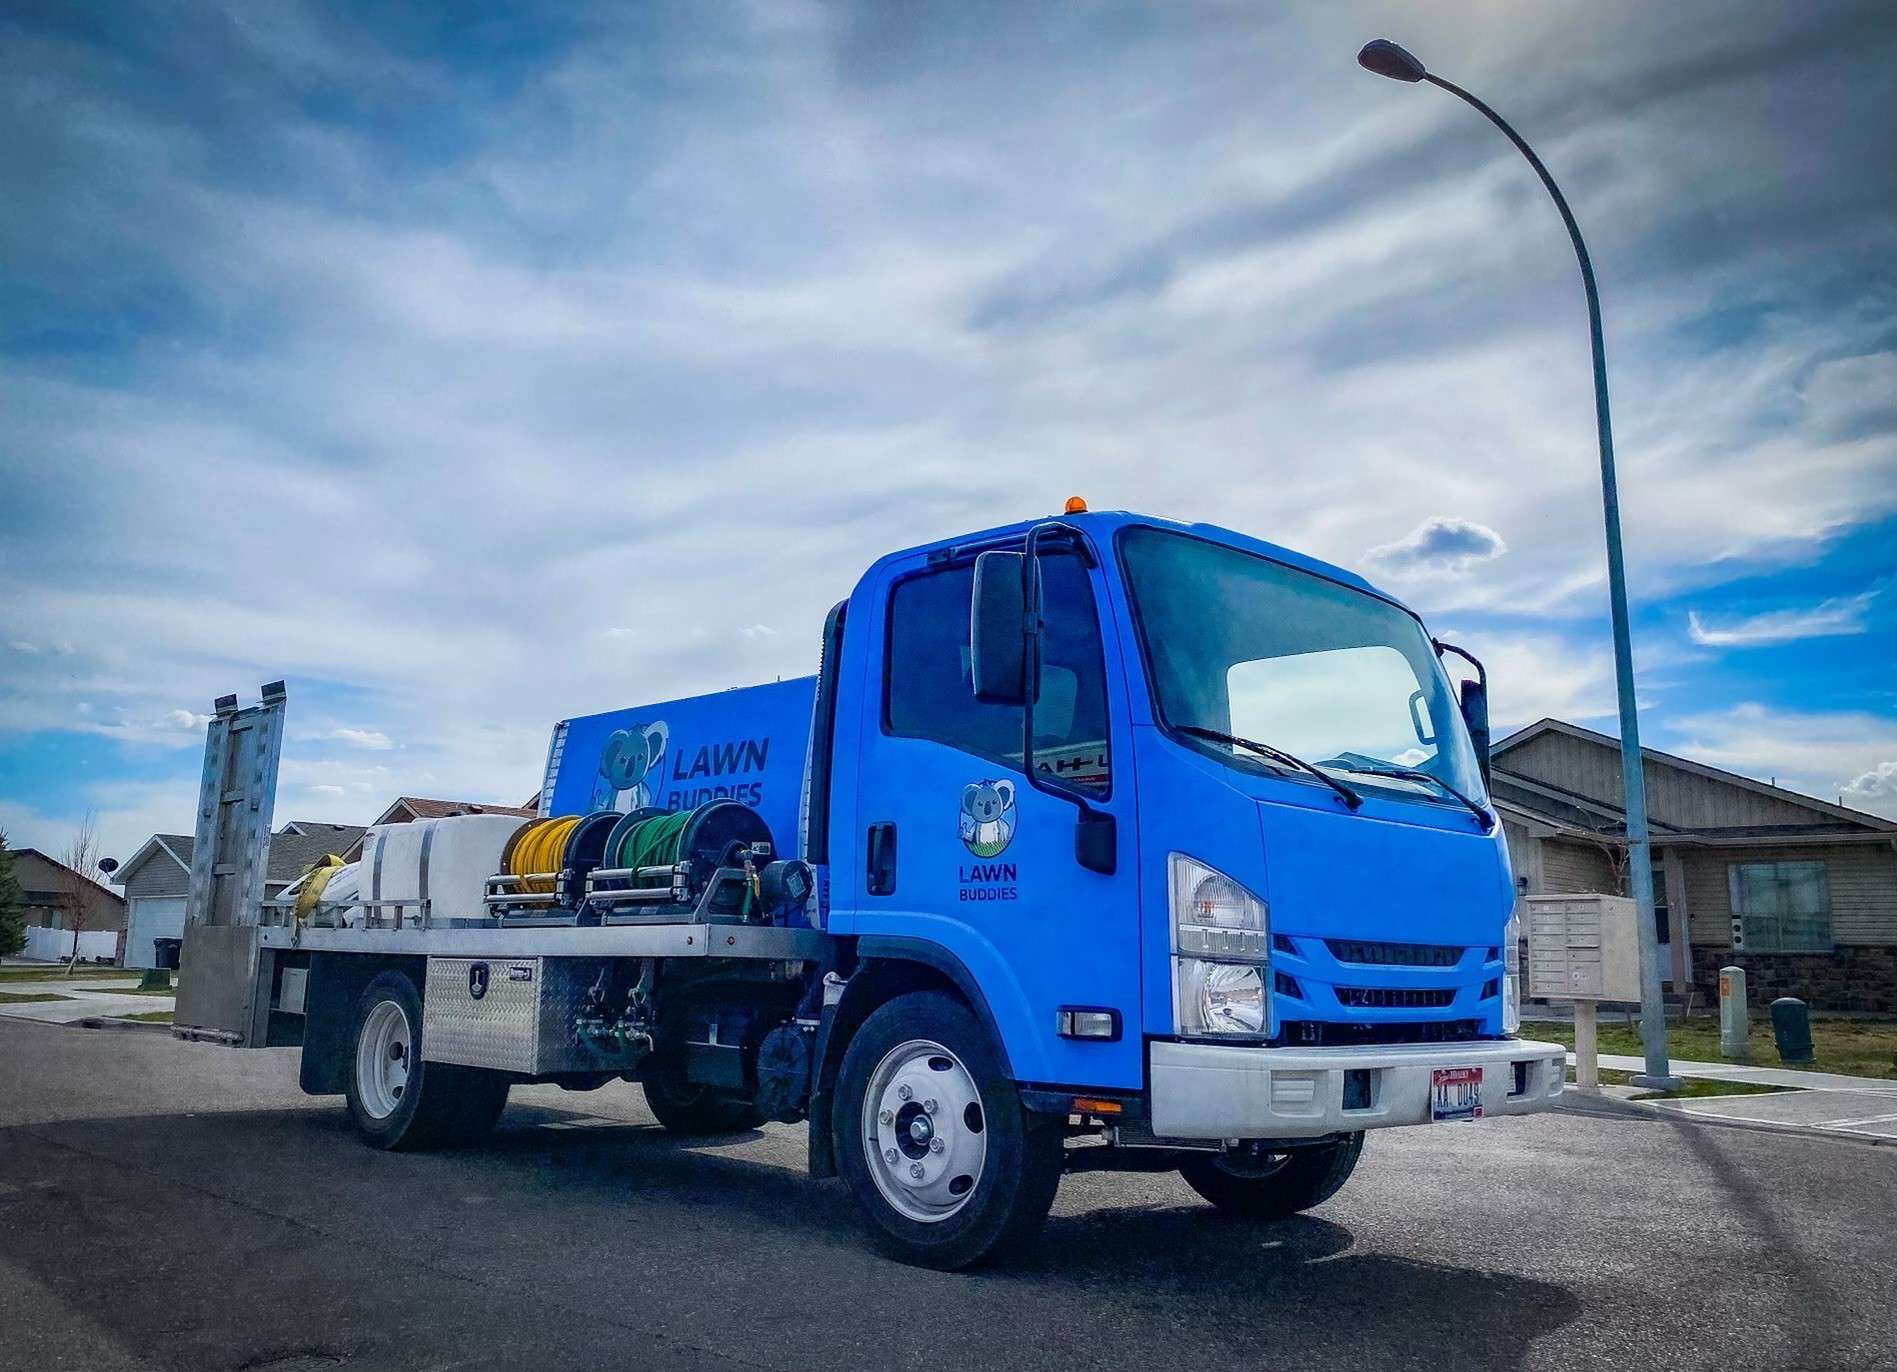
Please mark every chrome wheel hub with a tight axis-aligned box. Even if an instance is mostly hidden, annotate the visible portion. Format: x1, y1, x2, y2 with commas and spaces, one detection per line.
356, 999, 412, 1120
863, 1038, 985, 1223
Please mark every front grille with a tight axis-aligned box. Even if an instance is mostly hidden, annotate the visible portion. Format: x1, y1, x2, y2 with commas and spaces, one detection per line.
1326, 939, 1462, 967
1336, 986, 1456, 1009
1280, 1019, 1483, 1047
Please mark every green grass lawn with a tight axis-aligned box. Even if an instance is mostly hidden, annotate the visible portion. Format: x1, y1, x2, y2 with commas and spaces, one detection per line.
0, 990, 73, 1004
1569, 1066, 1792, 1099
117, 1009, 174, 1024
0, 965, 132, 982
99, 985, 177, 997
1528, 1017, 1897, 1080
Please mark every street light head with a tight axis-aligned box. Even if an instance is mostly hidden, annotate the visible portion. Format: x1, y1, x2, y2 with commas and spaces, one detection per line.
1358, 39, 1427, 83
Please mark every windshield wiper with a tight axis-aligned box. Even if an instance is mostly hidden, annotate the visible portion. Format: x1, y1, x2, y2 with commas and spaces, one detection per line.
1175, 725, 1363, 810
1328, 761, 1493, 827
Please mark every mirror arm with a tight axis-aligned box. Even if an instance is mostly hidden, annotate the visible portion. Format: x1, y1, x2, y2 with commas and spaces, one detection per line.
1432, 638, 1487, 692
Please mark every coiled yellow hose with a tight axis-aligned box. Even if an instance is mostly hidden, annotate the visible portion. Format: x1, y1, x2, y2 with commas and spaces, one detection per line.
508, 815, 581, 894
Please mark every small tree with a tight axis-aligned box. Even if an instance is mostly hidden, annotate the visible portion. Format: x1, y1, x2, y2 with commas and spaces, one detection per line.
0, 833, 25, 959
61, 813, 105, 971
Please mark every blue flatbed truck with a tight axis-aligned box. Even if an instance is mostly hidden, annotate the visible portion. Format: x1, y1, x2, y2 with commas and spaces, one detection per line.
173, 506, 1565, 1269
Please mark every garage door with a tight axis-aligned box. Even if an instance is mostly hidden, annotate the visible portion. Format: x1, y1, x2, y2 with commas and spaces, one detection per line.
126, 897, 187, 969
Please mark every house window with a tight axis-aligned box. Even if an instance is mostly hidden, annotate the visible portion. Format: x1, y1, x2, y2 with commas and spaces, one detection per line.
1728, 861, 1832, 953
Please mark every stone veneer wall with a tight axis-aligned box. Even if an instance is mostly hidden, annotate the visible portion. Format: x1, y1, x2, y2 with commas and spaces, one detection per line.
1692, 946, 1897, 1015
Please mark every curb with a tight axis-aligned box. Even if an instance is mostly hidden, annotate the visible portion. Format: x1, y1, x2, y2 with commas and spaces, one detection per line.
72, 1016, 175, 1034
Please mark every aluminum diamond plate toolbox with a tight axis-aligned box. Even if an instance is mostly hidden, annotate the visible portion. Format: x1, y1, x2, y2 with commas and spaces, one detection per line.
422, 956, 612, 1075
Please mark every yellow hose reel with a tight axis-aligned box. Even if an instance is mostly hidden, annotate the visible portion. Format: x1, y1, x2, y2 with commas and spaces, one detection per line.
507, 815, 582, 894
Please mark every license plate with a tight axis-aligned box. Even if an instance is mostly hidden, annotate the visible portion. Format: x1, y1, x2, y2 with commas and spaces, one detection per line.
1431, 1066, 1484, 1122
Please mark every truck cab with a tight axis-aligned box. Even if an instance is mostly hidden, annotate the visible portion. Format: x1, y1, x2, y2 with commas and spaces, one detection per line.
821, 509, 1559, 1144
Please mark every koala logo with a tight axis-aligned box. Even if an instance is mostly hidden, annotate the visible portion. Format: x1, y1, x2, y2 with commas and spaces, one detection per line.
591, 721, 669, 813
959, 779, 1017, 858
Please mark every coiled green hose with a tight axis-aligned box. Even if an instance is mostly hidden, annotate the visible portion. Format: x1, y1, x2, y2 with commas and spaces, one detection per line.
612, 809, 694, 873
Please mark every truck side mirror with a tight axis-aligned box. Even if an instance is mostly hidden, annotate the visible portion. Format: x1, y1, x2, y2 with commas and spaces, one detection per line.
1459, 677, 1492, 784
971, 550, 1028, 704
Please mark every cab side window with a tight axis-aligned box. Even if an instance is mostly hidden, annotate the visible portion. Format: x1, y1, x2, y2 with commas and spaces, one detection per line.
885, 552, 1111, 793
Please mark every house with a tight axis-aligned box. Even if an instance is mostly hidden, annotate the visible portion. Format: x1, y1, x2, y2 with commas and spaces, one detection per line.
1492, 718, 1897, 1013
343, 796, 539, 859
6, 847, 127, 940
111, 821, 367, 968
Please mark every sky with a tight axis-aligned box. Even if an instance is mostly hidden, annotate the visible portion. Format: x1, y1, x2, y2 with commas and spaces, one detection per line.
2, 0, 1894, 866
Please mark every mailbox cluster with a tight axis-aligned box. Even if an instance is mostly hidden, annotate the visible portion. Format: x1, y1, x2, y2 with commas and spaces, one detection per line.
1524, 893, 1643, 1004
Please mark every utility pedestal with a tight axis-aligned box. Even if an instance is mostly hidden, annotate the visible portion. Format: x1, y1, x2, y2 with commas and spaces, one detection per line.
1718, 965, 1749, 1061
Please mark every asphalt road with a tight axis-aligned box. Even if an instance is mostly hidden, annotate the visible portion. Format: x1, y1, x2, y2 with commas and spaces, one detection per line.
4, 1019, 1894, 1372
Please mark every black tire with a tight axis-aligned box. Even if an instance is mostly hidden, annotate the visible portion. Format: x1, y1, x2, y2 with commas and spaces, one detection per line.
833, 991, 1062, 1270
343, 971, 502, 1151
446, 1070, 511, 1144
1179, 1133, 1364, 1219
642, 1069, 765, 1135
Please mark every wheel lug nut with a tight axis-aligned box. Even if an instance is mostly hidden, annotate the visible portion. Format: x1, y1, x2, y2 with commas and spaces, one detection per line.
909, 1163, 924, 1179
923, 1098, 938, 1114
878, 1109, 893, 1125
897, 1084, 913, 1101
884, 1148, 898, 1164
930, 1138, 944, 1154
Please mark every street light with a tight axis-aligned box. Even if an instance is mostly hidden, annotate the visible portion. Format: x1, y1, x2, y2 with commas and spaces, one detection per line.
1357, 39, 1679, 1088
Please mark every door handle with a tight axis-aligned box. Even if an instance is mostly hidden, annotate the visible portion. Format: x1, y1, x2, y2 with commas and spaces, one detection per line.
866, 822, 897, 896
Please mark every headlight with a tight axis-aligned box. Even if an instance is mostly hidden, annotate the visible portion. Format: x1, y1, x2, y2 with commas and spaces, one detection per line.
1170, 854, 1271, 1038
1503, 912, 1522, 1034
1179, 961, 1267, 1036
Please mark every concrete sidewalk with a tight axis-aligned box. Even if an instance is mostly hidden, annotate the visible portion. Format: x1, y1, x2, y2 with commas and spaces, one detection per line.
1573, 1052, 1897, 1143
1587, 1051, 1897, 1094
0, 976, 172, 1025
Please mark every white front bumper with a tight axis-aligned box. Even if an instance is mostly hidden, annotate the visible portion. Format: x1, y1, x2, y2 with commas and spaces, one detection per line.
1149, 1037, 1566, 1139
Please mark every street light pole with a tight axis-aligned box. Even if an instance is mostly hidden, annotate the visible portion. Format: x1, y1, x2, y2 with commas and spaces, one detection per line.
1357, 40, 1679, 1087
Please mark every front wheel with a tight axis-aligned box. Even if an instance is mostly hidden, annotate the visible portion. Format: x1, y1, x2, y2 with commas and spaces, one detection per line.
1179, 1133, 1364, 1219
834, 991, 1062, 1270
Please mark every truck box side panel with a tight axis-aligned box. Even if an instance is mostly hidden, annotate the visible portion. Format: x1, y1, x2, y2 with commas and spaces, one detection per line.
549, 679, 817, 860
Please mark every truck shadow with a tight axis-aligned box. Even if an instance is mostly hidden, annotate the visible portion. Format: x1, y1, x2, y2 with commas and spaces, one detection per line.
4, 1103, 1582, 1371
1014, 1206, 1580, 1367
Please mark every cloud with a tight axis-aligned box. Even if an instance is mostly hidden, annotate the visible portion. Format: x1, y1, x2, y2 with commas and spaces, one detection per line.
329, 727, 394, 750
0, 1, 1893, 850
1668, 703, 1897, 819
1365, 518, 1508, 576
1686, 588, 1879, 646
1841, 760, 1897, 804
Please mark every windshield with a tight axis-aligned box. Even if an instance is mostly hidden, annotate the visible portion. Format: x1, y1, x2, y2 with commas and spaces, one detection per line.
1120, 527, 1486, 807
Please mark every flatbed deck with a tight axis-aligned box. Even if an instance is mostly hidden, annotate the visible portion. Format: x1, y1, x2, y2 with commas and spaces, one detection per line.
257, 921, 829, 961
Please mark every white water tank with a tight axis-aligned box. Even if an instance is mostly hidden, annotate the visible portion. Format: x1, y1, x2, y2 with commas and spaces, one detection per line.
361, 814, 530, 924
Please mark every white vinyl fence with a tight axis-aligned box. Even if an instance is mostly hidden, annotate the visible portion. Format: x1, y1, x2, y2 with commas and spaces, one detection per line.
19, 926, 120, 964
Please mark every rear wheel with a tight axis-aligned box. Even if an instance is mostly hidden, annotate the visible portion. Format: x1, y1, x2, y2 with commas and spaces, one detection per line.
834, 991, 1062, 1270
1178, 1133, 1363, 1219
344, 971, 507, 1150
642, 1068, 764, 1135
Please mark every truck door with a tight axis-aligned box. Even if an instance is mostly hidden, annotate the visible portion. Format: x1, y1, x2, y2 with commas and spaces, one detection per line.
841, 538, 1142, 1091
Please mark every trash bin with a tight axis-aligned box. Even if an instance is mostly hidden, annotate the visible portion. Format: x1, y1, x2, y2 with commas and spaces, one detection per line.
1769, 997, 1814, 1065
152, 937, 182, 972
